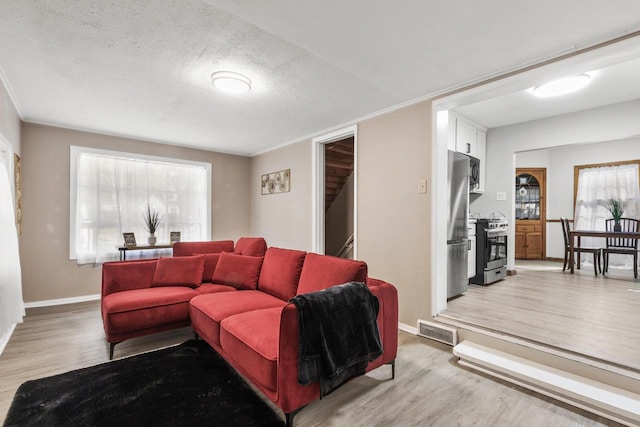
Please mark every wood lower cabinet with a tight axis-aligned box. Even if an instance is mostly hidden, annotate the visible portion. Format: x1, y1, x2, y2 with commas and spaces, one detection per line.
515, 223, 543, 259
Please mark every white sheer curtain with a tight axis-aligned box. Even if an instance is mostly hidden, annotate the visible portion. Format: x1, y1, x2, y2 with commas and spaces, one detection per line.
70, 147, 211, 264
574, 163, 640, 269
0, 158, 25, 341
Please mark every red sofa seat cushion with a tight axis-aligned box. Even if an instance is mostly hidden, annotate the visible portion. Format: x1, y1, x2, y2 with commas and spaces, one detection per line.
258, 247, 306, 301
172, 240, 234, 256
196, 283, 237, 294
151, 256, 205, 288
296, 253, 368, 295
189, 291, 286, 346
234, 237, 267, 257
220, 307, 282, 391
102, 287, 198, 333
212, 253, 263, 290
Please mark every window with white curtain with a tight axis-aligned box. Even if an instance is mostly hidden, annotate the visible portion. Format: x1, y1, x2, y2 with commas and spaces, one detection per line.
574, 162, 640, 268
70, 146, 211, 264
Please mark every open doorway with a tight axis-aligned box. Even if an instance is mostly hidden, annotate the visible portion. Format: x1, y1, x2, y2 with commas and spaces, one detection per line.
312, 125, 357, 257
324, 137, 355, 258
432, 35, 640, 371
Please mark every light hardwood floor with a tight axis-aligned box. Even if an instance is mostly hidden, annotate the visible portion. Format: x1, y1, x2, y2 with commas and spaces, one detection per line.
0, 300, 620, 426
441, 260, 640, 372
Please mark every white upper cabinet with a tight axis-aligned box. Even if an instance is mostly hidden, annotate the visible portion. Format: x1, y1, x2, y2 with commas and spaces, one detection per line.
449, 111, 487, 193
455, 119, 477, 156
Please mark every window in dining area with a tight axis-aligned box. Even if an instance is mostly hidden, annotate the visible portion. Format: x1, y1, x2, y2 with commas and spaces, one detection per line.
573, 160, 640, 269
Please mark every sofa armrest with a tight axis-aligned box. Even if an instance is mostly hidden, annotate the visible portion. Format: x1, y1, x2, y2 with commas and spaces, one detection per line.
276, 279, 399, 414
366, 278, 399, 364
101, 259, 158, 297
277, 303, 320, 413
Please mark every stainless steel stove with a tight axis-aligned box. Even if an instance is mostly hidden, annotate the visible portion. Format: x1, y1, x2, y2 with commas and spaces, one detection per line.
470, 218, 508, 285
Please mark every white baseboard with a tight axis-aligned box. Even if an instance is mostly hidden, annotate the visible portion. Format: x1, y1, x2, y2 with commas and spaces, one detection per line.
25, 293, 101, 308
454, 341, 640, 426
0, 324, 16, 356
398, 322, 418, 335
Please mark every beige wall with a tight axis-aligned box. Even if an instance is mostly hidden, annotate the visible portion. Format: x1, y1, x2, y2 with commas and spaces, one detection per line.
20, 123, 251, 303
250, 100, 433, 327
357, 101, 432, 326
250, 140, 313, 251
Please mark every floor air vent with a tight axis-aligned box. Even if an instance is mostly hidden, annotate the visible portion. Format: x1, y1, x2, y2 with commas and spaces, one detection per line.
417, 320, 457, 346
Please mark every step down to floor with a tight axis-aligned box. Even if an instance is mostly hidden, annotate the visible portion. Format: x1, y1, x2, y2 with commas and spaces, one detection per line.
453, 341, 640, 426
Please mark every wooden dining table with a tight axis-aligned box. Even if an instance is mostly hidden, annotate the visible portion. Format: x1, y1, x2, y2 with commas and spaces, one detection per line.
569, 229, 640, 274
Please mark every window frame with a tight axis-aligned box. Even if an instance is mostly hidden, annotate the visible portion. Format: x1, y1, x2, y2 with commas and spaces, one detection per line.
573, 159, 640, 215
69, 145, 212, 260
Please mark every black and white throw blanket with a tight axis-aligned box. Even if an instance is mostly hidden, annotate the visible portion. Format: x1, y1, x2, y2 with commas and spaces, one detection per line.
290, 281, 383, 397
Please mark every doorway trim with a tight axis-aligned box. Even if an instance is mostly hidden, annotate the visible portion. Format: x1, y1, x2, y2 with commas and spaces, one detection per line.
312, 125, 358, 257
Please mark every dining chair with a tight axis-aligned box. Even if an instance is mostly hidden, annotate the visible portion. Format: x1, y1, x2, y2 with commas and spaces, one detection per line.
602, 217, 639, 279
561, 217, 601, 275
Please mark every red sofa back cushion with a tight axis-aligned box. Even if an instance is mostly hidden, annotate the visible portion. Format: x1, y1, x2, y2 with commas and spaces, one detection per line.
102, 259, 158, 296
201, 254, 221, 283
172, 240, 234, 256
296, 253, 368, 295
213, 252, 264, 290
151, 256, 205, 288
258, 247, 307, 301
234, 237, 267, 257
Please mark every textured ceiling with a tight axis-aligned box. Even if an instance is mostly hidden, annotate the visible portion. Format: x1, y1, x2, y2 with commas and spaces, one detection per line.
1, 1, 640, 155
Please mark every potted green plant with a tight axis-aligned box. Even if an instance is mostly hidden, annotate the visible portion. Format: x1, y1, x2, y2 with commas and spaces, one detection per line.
605, 198, 629, 232
143, 205, 162, 245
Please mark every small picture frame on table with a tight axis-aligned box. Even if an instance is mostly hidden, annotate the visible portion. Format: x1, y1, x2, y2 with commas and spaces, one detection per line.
123, 232, 137, 246
170, 231, 181, 244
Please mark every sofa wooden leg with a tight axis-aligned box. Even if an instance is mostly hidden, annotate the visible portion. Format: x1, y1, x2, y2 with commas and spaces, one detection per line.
388, 359, 396, 379
109, 342, 117, 360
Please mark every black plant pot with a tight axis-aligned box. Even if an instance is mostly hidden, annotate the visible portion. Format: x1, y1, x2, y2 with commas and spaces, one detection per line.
614, 222, 622, 232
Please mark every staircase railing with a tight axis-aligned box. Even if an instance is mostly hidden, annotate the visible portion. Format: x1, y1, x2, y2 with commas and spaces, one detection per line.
336, 234, 354, 259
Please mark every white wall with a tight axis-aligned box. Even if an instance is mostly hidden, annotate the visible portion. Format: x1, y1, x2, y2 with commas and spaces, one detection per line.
472, 99, 640, 268
517, 138, 640, 259
0, 76, 20, 155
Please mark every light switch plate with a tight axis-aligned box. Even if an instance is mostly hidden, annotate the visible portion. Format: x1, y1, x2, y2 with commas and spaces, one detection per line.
418, 179, 427, 194
496, 191, 506, 201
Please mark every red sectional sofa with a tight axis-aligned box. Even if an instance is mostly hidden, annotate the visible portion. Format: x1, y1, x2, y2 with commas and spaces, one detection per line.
100, 238, 398, 426
101, 237, 267, 358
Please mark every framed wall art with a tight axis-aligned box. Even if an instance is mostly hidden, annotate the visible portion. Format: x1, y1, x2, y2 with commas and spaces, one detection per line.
261, 169, 290, 195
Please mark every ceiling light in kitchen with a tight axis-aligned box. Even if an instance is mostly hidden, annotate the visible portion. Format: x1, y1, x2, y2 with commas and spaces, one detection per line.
211, 71, 251, 94
533, 74, 591, 98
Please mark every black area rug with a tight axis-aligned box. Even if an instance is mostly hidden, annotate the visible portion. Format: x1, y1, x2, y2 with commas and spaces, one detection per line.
3, 340, 284, 427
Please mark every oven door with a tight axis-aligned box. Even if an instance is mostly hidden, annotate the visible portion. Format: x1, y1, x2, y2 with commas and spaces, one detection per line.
486, 230, 508, 270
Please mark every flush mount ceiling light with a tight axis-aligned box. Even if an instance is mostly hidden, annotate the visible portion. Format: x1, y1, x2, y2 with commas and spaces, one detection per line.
211, 71, 251, 94
533, 74, 591, 98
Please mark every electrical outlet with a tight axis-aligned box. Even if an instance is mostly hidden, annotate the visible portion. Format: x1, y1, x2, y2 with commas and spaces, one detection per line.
418, 179, 427, 194
496, 191, 506, 201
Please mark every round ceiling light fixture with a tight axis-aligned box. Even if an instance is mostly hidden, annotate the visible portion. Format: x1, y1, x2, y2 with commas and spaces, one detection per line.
533, 74, 591, 98
211, 71, 251, 94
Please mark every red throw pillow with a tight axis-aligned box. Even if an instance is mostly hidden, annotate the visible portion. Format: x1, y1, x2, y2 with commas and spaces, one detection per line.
258, 247, 306, 301
212, 252, 264, 290
202, 254, 221, 283
151, 256, 205, 288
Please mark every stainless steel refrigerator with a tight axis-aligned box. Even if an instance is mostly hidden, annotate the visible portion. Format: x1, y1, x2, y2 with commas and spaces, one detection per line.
447, 151, 469, 298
